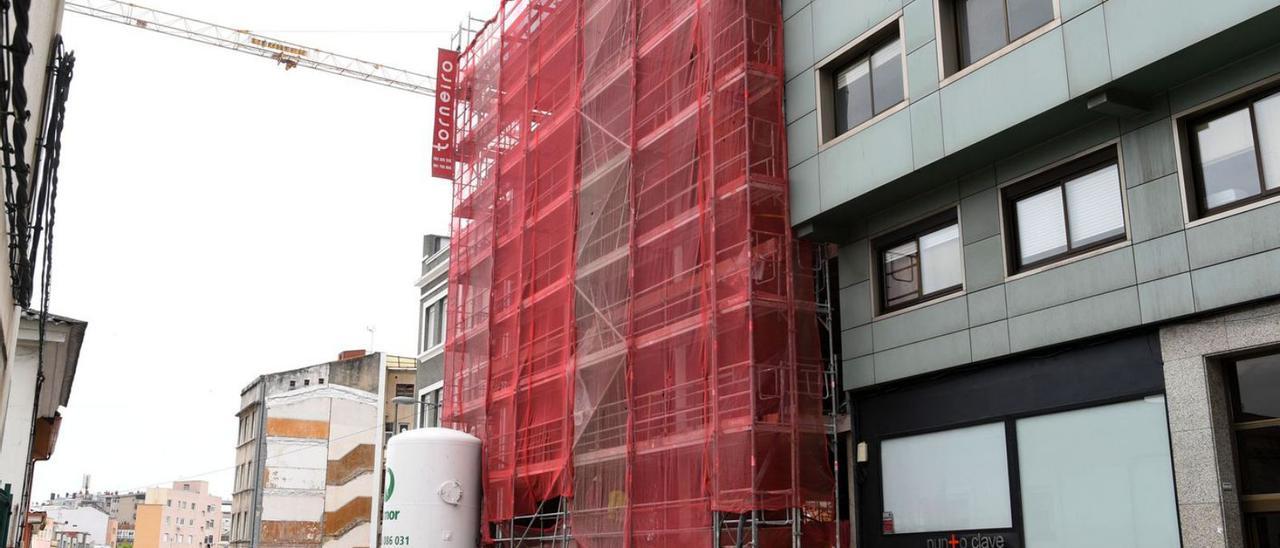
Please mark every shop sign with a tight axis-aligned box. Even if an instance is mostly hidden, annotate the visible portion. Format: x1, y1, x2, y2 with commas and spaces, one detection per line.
431, 48, 460, 179
925, 532, 1011, 548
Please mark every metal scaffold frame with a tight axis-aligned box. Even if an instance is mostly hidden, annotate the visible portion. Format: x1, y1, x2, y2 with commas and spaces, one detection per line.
443, 0, 839, 545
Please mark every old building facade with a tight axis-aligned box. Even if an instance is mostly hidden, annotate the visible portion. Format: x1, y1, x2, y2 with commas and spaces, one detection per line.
229, 353, 387, 548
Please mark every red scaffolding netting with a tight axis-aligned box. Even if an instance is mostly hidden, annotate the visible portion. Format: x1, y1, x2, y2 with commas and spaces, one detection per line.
443, 0, 835, 545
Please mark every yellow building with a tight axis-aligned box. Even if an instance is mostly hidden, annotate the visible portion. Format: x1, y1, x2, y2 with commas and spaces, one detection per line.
133, 482, 221, 548
134, 505, 162, 548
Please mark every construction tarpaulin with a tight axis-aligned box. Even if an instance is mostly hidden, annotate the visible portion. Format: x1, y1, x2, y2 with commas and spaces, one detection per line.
443, 0, 835, 545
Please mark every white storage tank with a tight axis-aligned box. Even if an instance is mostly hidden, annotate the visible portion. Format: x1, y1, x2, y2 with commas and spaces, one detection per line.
381, 428, 481, 547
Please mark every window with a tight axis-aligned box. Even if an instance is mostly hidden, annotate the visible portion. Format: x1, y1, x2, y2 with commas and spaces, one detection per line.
420, 387, 442, 428
288, 380, 296, 389
881, 422, 1013, 534
1003, 148, 1125, 272
318, 378, 325, 384
833, 35, 903, 135
421, 298, 448, 352
818, 20, 905, 143
1016, 399, 1180, 547
874, 211, 963, 312
303, 379, 310, 386
1187, 88, 1280, 216
432, 298, 446, 347
942, 0, 1054, 73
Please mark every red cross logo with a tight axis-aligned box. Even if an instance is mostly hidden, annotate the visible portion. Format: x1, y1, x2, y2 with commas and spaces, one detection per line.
948, 534, 960, 548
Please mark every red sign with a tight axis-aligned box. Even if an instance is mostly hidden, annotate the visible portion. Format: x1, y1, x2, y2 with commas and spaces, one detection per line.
431, 49, 460, 179
882, 512, 894, 534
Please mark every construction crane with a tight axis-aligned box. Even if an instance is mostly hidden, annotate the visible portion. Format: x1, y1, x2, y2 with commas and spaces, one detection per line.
63, 0, 447, 96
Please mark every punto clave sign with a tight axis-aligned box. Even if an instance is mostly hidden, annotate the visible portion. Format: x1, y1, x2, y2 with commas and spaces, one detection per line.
924, 533, 1012, 548
431, 48, 460, 179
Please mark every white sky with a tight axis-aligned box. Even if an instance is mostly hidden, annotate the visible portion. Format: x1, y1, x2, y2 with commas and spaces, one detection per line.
32, 0, 499, 501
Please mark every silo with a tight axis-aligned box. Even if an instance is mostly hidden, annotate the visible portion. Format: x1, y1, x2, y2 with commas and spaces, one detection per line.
381, 428, 481, 547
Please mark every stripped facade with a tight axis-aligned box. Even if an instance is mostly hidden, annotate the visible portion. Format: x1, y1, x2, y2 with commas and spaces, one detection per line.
230, 353, 389, 548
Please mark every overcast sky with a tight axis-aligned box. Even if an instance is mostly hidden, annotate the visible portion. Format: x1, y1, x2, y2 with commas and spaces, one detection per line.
32, 0, 498, 501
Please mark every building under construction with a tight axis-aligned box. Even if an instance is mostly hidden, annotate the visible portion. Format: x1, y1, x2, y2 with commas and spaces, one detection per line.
443, 0, 837, 545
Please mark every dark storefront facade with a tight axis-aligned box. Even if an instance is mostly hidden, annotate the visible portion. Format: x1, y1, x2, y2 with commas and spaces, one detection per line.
852, 333, 1179, 548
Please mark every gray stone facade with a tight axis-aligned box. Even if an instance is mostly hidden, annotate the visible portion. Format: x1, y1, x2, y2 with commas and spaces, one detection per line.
1160, 300, 1280, 548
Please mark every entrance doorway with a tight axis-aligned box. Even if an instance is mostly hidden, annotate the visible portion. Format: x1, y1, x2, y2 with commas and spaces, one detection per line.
1224, 351, 1280, 547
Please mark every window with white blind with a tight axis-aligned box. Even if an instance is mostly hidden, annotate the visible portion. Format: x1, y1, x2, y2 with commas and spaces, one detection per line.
1003, 148, 1126, 272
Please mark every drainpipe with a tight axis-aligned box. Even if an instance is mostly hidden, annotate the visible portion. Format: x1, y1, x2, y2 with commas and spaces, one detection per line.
249, 377, 265, 548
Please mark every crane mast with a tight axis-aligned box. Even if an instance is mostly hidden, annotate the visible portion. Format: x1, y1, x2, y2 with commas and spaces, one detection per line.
63, 0, 438, 96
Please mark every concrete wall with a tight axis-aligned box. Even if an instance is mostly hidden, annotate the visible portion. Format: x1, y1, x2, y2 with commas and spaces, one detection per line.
260, 383, 379, 548
795, 6, 1280, 389
232, 354, 386, 548
784, 0, 1280, 224
0, 343, 39, 544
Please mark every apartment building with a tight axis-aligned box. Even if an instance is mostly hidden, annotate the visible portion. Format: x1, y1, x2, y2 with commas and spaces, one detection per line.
785, 0, 1280, 546
230, 352, 408, 548
412, 235, 448, 429
103, 492, 146, 530
133, 482, 220, 548
32, 505, 115, 548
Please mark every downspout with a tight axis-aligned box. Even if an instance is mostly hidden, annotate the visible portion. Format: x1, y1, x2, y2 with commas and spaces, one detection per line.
16, 33, 68, 548
249, 377, 265, 548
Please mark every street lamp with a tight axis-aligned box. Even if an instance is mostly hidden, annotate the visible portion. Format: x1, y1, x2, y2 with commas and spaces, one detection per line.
390, 396, 417, 436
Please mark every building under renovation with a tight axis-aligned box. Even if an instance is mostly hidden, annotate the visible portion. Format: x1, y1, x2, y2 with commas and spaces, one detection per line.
443, 0, 838, 545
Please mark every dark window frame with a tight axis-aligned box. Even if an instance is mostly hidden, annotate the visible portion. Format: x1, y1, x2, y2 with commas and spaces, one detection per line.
1001, 147, 1125, 274
872, 209, 963, 314
831, 33, 905, 136
1183, 87, 1280, 219
938, 0, 1057, 76
817, 18, 905, 144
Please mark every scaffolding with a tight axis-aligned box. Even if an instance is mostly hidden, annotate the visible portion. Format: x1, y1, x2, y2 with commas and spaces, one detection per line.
443, 0, 837, 545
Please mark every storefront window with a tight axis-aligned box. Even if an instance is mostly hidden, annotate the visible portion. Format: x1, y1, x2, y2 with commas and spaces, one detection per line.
1016, 399, 1180, 548
881, 422, 1013, 534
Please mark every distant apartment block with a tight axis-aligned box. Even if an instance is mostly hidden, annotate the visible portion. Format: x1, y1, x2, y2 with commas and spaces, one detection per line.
133, 481, 220, 548
230, 351, 410, 548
